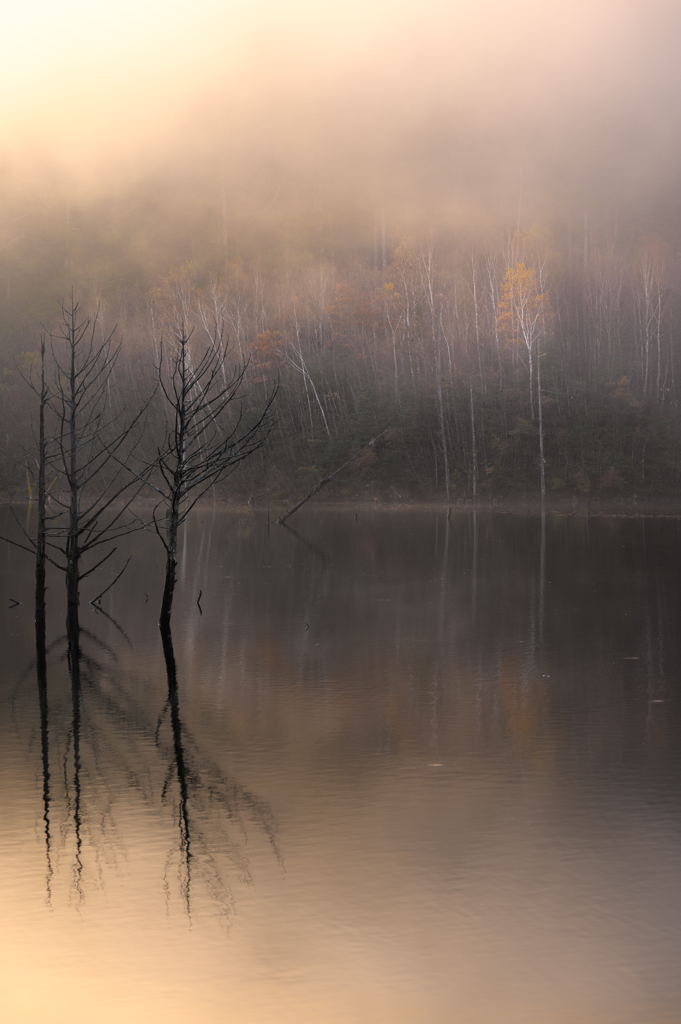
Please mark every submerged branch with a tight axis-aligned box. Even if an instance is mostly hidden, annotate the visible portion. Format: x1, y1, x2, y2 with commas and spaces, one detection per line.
278, 431, 386, 525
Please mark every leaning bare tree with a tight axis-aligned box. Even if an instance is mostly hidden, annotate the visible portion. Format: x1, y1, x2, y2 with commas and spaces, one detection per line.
147, 324, 276, 631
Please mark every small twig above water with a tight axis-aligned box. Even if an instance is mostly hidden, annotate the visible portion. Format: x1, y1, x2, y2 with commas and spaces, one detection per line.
89, 556, 132, 607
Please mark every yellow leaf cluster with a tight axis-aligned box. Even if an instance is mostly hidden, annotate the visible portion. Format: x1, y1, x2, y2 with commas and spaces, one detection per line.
497, 263, 553, 348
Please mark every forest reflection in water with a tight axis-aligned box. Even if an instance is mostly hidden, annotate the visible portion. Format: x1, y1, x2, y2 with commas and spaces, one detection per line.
1, 507, 681, 1024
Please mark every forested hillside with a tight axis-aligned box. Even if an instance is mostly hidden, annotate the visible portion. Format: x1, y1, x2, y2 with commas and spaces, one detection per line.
1, 210, 680, 502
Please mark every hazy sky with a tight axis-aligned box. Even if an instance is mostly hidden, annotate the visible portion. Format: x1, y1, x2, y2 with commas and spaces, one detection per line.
3, 0, 681, 238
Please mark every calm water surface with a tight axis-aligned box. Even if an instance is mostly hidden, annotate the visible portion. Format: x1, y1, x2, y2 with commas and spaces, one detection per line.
1, 507, 680, 1023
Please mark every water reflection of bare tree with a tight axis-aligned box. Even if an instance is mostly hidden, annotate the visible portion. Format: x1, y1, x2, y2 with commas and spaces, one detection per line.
35, 617, 53, 904
159, 626, 281, 920
279, 521, 330, 562
30, 614, 280, 918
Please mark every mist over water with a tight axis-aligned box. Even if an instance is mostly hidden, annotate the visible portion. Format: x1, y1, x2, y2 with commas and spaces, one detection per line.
3, 4, 681, 1018
1, 508, 681, 1022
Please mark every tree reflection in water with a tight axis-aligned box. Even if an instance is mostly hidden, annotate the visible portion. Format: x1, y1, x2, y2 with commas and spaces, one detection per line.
29, 610, 280, 918
35, 613, 53, 905
159, 626, 282, 918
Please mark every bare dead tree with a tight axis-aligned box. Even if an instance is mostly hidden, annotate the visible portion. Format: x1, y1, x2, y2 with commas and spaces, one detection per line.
2, 335, 59, 640
35, 333, 48, 630
2, 336, 52, 628
0, 294, 153, 638
43, 295, 152, 630
146, 324, 276, 631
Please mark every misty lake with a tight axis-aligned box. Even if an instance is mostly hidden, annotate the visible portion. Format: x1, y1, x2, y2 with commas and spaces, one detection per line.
1, 506, 681, 1024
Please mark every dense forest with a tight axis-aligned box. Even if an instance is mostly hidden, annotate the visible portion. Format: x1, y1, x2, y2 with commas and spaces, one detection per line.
2, 191, 681, 502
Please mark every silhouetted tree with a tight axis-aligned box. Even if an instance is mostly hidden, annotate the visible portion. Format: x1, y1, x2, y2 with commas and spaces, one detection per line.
148, 324, 275, 630
0, 337, 52, 629
0, 295, 150, 639
46, 296, 153, 628
34, 332, 50, 630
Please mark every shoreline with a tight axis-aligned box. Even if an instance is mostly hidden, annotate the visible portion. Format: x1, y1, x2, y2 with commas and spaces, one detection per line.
4, 493, 681, 519
264, 495, 681, 518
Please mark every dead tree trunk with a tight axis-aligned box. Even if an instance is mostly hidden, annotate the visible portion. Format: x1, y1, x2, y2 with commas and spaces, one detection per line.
160, 490, 181, 631
25, 294, 150, 627
148, 325, 275, 631
35, 334, 48, 632
66, 313, 80, 619
47, 295, 149, 630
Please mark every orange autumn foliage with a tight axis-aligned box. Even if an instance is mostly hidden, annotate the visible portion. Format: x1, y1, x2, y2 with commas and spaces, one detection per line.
496, 263, 553, 352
